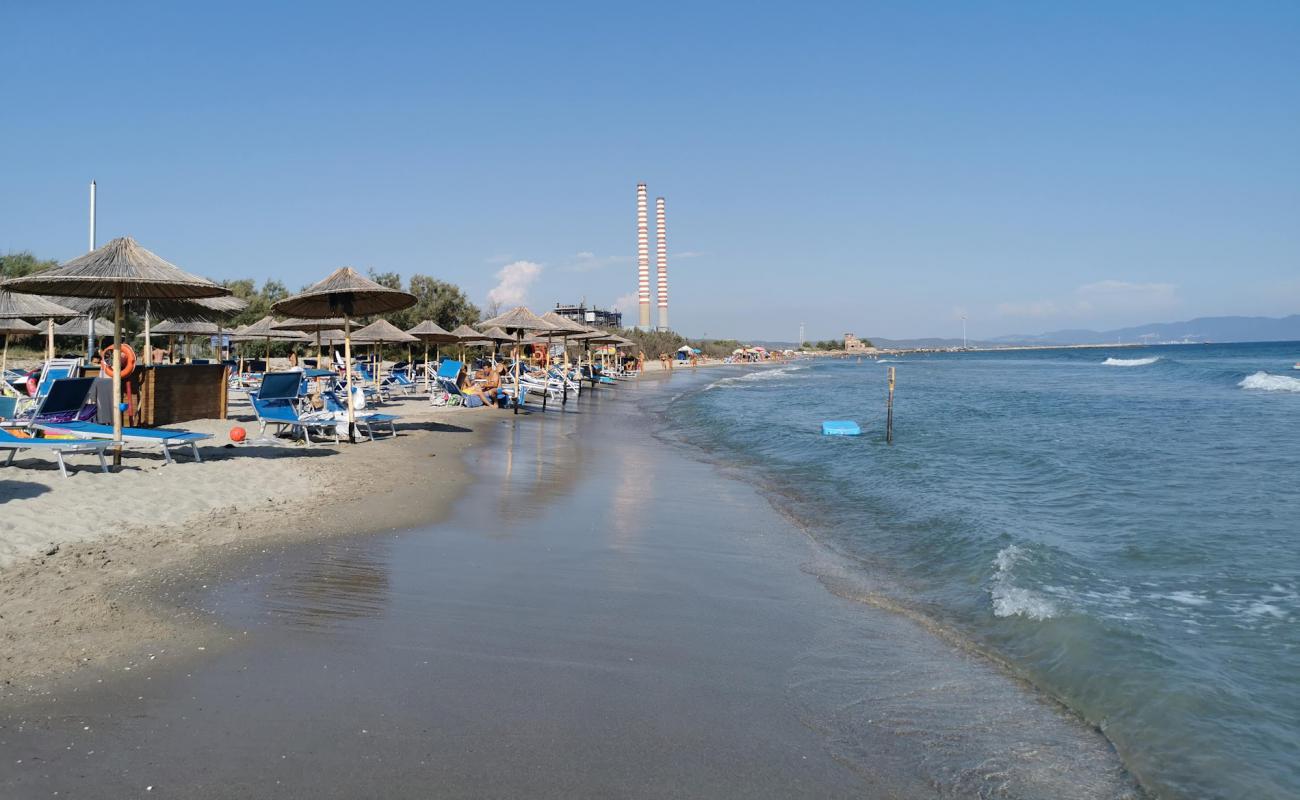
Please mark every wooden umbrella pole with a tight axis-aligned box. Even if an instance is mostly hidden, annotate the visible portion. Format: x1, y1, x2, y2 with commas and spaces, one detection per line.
112, 287, 124, 466
423, 342, 430, 393
344, 315, 356, 443
45, 318, 54, 361
513, 334, 521, 415
2, 334, 9, 384
143, 303, 152, 366
317, 331, 324, 371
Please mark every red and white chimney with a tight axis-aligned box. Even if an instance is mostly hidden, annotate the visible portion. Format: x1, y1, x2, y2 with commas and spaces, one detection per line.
636, 183, 651, 329
656, 197, 668, 330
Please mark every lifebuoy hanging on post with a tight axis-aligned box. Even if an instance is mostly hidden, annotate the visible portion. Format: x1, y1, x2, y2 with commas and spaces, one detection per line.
99, 343, 136, 379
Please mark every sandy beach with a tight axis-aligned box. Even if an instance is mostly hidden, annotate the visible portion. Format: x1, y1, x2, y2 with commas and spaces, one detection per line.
0, 388, 491, 693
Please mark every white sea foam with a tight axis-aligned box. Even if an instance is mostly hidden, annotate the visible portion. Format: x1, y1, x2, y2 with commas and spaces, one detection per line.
1158, 590, 1212, 607
705, 364, 806, 390
1238, 371, 1300, 392
990, 545, 1058, 621
1102, 356, 1160, 366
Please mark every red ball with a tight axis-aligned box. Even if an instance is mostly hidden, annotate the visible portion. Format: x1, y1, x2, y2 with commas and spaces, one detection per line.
229, 426, 247, 443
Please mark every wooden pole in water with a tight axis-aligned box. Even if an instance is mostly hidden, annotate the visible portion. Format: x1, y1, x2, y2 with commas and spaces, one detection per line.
886, 366, 895, 445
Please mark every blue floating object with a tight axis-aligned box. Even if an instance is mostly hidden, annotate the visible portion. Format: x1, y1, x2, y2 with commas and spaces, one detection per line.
822, 420, 861, 436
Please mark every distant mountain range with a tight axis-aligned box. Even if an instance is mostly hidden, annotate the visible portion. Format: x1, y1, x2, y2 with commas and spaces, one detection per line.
740, 315, 1300, 351
989, 315, 1300, 346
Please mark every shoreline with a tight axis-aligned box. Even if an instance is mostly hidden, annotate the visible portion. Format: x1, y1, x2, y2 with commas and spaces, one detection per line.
0, 395, 491, 695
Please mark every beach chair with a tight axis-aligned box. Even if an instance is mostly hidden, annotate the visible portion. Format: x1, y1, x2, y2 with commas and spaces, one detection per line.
0, 428, 110, 478
354, 363, 393, 402
320, 391, 399, 441
387, 367, 418, 395
33, 421, 212, 464
4, 377, 99, 428
248, 372, 339, 446
432, 360, 487, 408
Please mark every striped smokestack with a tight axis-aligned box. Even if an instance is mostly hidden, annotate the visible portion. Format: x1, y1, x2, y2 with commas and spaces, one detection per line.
636, 183, 650, 329
656, 196, 668, 330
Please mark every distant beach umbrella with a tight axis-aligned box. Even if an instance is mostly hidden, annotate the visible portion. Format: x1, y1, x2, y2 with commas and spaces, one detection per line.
478, 306, 557, 414
1, 237, 230, 456
448, 324, 485, 364
54, 316, 116, 337
274, 317, 346, 370
406, 320, 458, 391
0, 317, 41, 382
232, 315, 310, 364
351, 318, 418, 385
272, 267, 416, 442
0, 292, 79, 361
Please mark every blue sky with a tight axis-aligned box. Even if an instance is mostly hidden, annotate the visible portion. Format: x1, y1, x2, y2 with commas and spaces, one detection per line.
3, 1, 1297, 341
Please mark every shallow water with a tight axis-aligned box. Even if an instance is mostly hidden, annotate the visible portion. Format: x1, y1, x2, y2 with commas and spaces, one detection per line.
0, 370, 1142, 798
669, 343, 1300, 799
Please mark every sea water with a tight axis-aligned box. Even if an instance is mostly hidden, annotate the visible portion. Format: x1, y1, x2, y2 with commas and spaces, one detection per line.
666, 342, 1300, 799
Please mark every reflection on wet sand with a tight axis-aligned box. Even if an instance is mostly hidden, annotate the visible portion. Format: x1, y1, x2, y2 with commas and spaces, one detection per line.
261, 542, 391, 631
487, 412, 584, 529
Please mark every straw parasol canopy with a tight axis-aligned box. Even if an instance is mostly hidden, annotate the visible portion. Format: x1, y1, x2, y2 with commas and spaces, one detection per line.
146, 319, 222, 362
233, 315, 310, 364
405, 320, 457, 343
0, 236, 229, 457
539, 311, 589, 335
352, 319, 417, 384
54, 316, 116, 336
0, 292, 80, 361
478, 306, 557, 414
151, 320, 220, 335
271, 267, 416, 442
479, 326, 515, 343
0, 318, 41, 382
351, 318, 418, 345
272, 267, 415, 319
273, 317, 347, 368
449, 324, 484, 341
272, 317, 345, 333
0, 292, 79, 322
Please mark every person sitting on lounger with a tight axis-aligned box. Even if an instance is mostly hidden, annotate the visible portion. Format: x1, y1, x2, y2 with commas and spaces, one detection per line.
459, 364, 497, 407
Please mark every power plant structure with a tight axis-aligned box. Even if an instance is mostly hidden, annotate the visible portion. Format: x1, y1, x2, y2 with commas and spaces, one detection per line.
636, 183, 651, 329
635, 182, 671, 331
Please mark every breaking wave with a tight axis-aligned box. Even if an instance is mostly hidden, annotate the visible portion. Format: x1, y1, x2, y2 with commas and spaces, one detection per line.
705, 364, 806, 390
1103, 356, 1160, 366
1239, 371, 1300, 393
990, 545, 1058, 621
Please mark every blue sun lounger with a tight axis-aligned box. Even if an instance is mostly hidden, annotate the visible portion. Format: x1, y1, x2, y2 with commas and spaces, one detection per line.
33, 421, 212, 464
321, 391, 399, 441
0, 428, 110, 478
248, 372, 340, 446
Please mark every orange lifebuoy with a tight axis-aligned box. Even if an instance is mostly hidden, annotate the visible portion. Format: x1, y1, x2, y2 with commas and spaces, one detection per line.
99, 343, 136, 378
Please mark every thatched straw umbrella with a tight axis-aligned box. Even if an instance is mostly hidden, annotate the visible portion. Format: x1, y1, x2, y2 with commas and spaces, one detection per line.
0, 318, 40, 385
70, 294, 248, 365
477, 306, 557, 414
351, 318, 417, 387
272, 268, 415, 443
150, 319, 219, 363
540, 311, 589, 405
405, 320, 458, 391
54, 316, 116, 337
448, 324, 485, 364
234, 315, 309, 366
0, 292, 79, 362
272, 317, 344, 371
1, 237, 229, 459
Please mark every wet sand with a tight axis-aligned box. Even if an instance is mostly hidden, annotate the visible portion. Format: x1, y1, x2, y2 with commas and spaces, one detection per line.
0, 371, 1139, 798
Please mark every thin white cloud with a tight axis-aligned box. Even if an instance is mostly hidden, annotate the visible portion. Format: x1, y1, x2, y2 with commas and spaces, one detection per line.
996, 299, 1059, 318
612, 293, 638, 313
487, 260, 543, 307
675, 250, 704, 259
